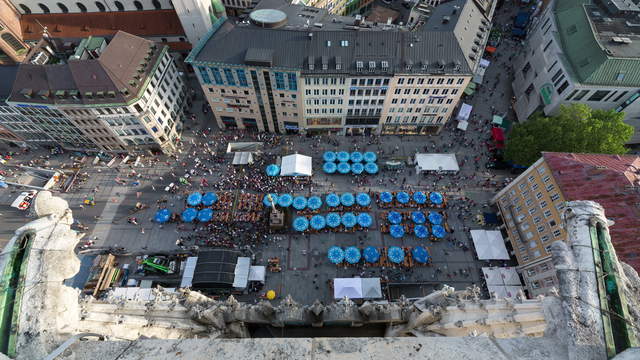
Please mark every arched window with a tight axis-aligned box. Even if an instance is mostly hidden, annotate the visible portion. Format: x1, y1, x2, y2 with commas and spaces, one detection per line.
57, 3, 68, 12
152, 0, 161, 10
114, 1, 124, 11
133, 1, 143, 10
18, 4, 31, 14
38, 3, 50, 13
76, 2, 87, 12
1, 33, 26, 52
95, 1, 105, 11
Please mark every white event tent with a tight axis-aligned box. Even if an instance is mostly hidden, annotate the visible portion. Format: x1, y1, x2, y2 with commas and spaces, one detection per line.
471, 230, 510, 260
280, 154, 312, 176
415, 153, 460, 173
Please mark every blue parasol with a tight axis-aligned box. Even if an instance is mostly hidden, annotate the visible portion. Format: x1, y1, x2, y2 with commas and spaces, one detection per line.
326, 193, 340, 207
197, 208, 213, 222
337, 151, 350, 162
387, 211, 402, 224
266, 164, 280, 176
308, 196, 323, 210
411, 246, 430, 264
390, 224, 405, 238
187, 192, 202, 206
337, 162, 351, 174
350, 151, 364, 163
278, 194, 293, 207
363, 246, 380, 263
263, 193, 278, 207
413, 191, 427, 204
411, 211, 426, 224
328, 246, 344, 264
432, 225, 446, 238
414, 225, 429, 238
202, 192, 218, 206
428, 211, 444, 225
356, 192, 371, 207
351, 163, 364, 174
293, 196, 308, 210
310, 215, 326, 230
293, 216, 309, 232
323, 151, 337, 162
388, 246, 405, 264
340, 192, 355, 207
323, 162, 337, 174
344, 246, 361, 264
341, 212, 357, 227
363, 152, 377, 163
430, 192, 444, 205
396, 191, 410, 204
154, 209, 171, 223
357, 213, 373, 227
181, 207, 197, 222
326, 212, 341, 228
380, 191, 393, 203
364, 162, 379, 174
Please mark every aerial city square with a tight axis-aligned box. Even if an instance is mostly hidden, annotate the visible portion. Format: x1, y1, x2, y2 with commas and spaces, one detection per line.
0, 0, 640, 359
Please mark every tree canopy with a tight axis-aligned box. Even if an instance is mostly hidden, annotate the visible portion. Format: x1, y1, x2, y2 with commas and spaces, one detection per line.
504, 104, 633, 166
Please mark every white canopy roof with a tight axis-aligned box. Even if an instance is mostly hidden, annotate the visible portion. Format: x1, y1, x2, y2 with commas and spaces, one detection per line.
226, 142, 263, 153
334, 278, 363, 299
456, 103, 472, 121
471, 230, 510, 260
457, 120, 469, 131
480, 58, 491, 68
482, 267, 521, 286
280, 154, 312, 176
415, 153, 460, 172
232, 257, 251, 288
232, 152, 253, 165
180, 257, 198, 288
361, 278, 382, 298
248, 265, 266, 283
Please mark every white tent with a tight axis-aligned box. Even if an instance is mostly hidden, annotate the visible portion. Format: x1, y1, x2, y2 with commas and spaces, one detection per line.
471, 230, 510, 260
333, 278, 363, 299
479, 58, 491, 68
456, 103, 473, 121
457, 120, 469, 131
232, 152, 254, 165
232, 257, 251, 288
482, 267, 523, 298
180, 257, 198, 288
415, 153, 460, 173
361, 278, 383, 299
472, 66, 486, 84
280, 154, 312, 176
248, 265, 266, 283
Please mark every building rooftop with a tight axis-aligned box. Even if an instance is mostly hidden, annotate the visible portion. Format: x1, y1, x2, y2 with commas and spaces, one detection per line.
0, 65, 19, 101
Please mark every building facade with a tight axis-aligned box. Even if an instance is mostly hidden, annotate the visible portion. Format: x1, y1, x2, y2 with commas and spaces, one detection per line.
0, 0, 29, 64
511, 0, 640, 143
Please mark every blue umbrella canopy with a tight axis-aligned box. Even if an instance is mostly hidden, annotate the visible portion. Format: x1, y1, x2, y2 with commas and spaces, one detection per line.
380, 191, 393, 203
326, 193, 340, 207
202, 192, 218, 206
337, 162, 351, 174
293, 196, 308, 210
344, 246, 361, 264
388, 246, 405, 264
326, 212, 341, 228
293, 216, 309, 232
364, 152, 377, 163
197, 208, 213, 222
278, 194, 293, 207
323, 162, 337, 174
154, 209, 171, 223
428, 212, 444, 225
350, 151, 364, 163
364, 162, 379, 174
266, 164, 280, 176
412, 246, 430, 264
187, 192, 202, 206
357, 213, 373, 227
413, 191, 427, 204
432, 225, 446, 238
337, 151, 350, 162
414, 225, 429, 239
181, 207, 197, 222
340, 192, 355, 207
310, 215, 326, 230
308, 196, 323, 210
341, 212, 357, 227
356, 192, 371, 207
387, 211, 402, 225
430, 192, 444, 205
411, 211, 426, 224
351, 163, 364, 174
396, 191, 410, 204
328, 246, 344, 264
363, 246, 380, 263
263, 193, 278, 207
323, 151, 337, 162
390, 224, 405, 238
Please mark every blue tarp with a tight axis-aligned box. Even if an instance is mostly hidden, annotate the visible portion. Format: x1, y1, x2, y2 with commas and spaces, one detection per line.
345, 246, 361, 264
387, 211, 402, 225
266, 164, 280, 176
414, 225, 429, 239
413, 191, 427, 204
278, 194, 293, 207
337, 151, 350, 162
337, 162, 351, 174
411, 211, 426, 224
323, 162, 337, 174
181, 208, 197, 222
388, 246, 405, 263
396, 191, 410, 204
363, 152, 377, 163
326, 193, 340, 207
310, 215, 326, 230
154, 209, 171, 223
197, 208, 213, 222
187, 192, 203, 206
308, 196, 323, 210
350, 151, 364, 163
293, 216, 309, 231
202, 192, 218, 206
432, 225, 446, 238
430, 192, 444, 205
341, 192, 355, 207
356, 192, 371, 207
390, 224, 405, 238
293, 196, 308, 210
363, 246, 380, 263
351, 163, 364, 174
326, 212, 341, 228
412, 246, 430, 264
380, 191, 393, 203
357, 213, 373, 227
263, 193, 278, 207
328, 246, 344, 264
341, 212, 357, 227
364, 162, 379, 174
428, 212, 443, 225
323, 151, 337, 162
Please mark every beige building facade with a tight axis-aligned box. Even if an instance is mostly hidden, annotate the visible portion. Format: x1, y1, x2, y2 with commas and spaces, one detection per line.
0, 0, 29, 64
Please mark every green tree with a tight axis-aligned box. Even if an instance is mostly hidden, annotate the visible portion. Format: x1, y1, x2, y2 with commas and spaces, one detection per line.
504, 104, 633, 166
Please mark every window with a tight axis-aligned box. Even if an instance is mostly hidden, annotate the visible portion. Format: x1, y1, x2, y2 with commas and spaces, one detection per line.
57, 2, 69, 12
540, 263, 550, 272
287, 73, 297, 91
543, 209, 552, 218
529, 207, 537, 215
540, 200, 548, 208
224, 68, 236, 86
550, 193, 560, 201
549, 220, 557, 228
114, 1, 124, 11
573, 90, 589, 101
19, 4, 31, 13
522, 62, 531, 75
531, 183, 539, 191
134, 1, 143, 10
527, 269, 536, 276
557, 81, 569, 94
152, 0, 162, 9
197, 67, 211, 84
76, 2, 87, 11
613, 91, 628, 102
541, 235, 550, 243
236, 69, 248, 87
533, 216, 542, 224
546, 184, 555, 192
543, 39, 553, 52
1, 33, 25, 52
588, 90, 610, 102
537, 225, 546, 233
553, 229, 562, 237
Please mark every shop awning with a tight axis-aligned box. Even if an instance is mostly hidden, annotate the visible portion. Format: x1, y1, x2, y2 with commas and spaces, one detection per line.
492, 115, 504, 126
456, 103, 473, 121
485, 46, 497, 54
232, 257, 251, 289
492, 127, 505, 142
415, 153, 459, 172
471, 230, 510, 260
479, 58, 491, 68
361, 278, 382, 298
248, 265, 266, 283
179, 256, 198, 288
226, 142, 263, 153
457, 120, 469, 131
280, 154, 312, 176
232, 151, 253, 165
334, 278, 363, 299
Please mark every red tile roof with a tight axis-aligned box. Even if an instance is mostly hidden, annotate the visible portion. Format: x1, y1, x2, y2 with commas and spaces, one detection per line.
543, 152, 640, 270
